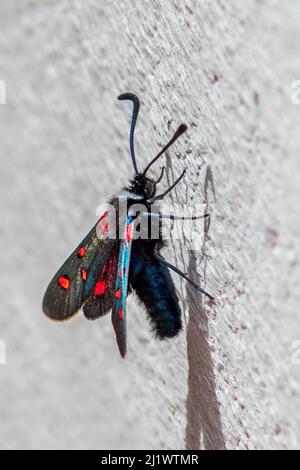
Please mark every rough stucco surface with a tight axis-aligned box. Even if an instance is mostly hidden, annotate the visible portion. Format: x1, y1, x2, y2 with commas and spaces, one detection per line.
0, 0, 300, 450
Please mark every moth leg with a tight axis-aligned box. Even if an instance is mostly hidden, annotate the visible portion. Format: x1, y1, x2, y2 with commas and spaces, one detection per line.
155, 253, 214, 300
149, 169, 186, 202
142, 212, 209, 221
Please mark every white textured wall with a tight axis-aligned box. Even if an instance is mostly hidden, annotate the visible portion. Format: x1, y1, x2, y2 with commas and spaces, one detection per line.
1, 0, 300, 450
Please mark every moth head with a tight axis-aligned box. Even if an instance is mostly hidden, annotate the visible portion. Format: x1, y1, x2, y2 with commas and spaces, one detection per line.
144, 177, 157, 198
131, 174, 157, 199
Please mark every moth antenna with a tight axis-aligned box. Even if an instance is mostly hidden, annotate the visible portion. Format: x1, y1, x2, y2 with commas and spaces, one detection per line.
118, 93, 140, 174
143, 124, 187, 176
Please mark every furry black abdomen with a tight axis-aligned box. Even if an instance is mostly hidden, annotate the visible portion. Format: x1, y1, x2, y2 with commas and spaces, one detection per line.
130, 255, 182, 339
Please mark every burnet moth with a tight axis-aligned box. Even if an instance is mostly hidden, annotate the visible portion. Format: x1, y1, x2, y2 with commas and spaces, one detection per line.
43, 93, 213, 357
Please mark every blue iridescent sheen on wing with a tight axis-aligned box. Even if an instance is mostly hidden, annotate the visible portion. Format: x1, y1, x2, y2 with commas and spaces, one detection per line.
111, 213, 135, 357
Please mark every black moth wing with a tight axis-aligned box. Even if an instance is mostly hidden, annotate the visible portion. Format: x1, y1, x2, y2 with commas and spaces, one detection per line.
83, 244, 120, 320
43, 212, 116, 321
130, 250, 182, 339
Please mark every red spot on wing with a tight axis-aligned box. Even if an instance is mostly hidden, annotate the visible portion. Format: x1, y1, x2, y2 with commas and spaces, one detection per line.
58, 276, 70, 290
120, 268, 125, 279
126, 223, 133, 242
115, 289, 121, 299
77, 247, 86, 258
119, 309, 124, 319
97, 211, 108, 230
97, 212, 110, 235
99, 211, 108, 223
92, 247, 119, 298
81, 269, 88, 281
95, 280, 106, 296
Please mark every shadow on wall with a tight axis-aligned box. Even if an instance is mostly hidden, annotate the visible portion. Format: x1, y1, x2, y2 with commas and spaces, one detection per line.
185, 167, 226, 450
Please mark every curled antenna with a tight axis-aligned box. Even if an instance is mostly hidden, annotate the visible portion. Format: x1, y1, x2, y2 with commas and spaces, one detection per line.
143, 124, 187, 176
118, 93, 140, 174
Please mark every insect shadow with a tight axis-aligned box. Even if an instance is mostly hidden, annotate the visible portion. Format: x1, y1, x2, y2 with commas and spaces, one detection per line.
185, 166, 226, 450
